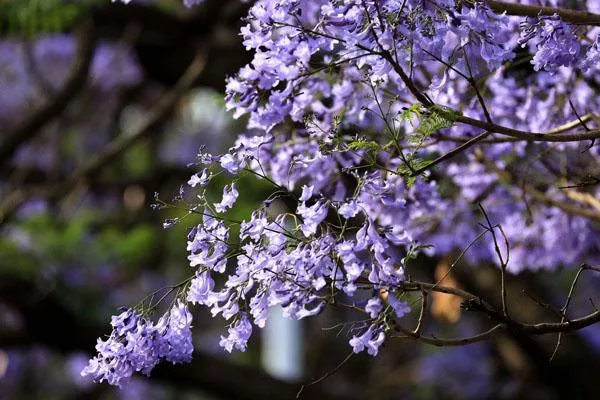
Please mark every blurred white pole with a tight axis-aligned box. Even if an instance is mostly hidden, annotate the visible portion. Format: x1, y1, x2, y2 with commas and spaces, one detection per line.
261, 307, 303, 381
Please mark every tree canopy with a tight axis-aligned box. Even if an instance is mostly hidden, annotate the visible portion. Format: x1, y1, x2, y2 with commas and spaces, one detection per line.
2, 1, 600, 399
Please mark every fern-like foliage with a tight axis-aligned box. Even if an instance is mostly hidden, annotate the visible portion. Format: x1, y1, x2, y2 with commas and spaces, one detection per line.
404, 104, 458, 145
347, 136, 381, 157
398, 104, 460, 186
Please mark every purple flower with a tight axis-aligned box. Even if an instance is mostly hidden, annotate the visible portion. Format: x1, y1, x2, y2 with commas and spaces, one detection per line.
82, 303, 194, 387
349, 325, 386, 356
240, 211, 268, 241
219, 313, 253, 352
384, 226, 411, 245
187, 214, 229, 272
219, 153, 245, 174
338, 200, 360, 219
297, 200, 328, 237
519, 15, 580, 73
156, 301, 194, 364
299, 185, 314, 202
296, 300, 325, 319
183, 0, 204, 7
581, 35, 600, 71
214, 183, 239, 213
187, 169, 211, 188
388, 292, 411, 318
249, 292, 269, 328
187, 271, 215, 305
99, 0, 600, 379
365, 297, 383, 318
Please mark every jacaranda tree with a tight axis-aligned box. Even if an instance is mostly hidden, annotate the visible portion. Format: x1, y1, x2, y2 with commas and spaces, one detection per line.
82, 0, 600, 389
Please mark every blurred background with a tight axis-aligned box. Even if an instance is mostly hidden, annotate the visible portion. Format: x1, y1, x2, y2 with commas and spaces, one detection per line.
0, 1, 600, 399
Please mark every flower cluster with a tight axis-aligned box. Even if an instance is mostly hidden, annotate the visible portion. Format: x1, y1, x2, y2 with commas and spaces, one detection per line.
581, 35, 600, 72
226, 0, 519, 134
81, 301, 193, 387
519, 15, 581, 72
85, 0, 600, 387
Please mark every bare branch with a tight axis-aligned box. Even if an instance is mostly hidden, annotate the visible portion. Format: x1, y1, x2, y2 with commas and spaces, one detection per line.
393, 322, 504, 347
296, 352, 354, 399
544, 114, 595, 135
488, 1, 600, 26
413, 289, 428, 335
0, 48, 207, 224
0, 21, 96, 168
551, 264, 600, 360
520, 311, 600, 334
377, 45, 600, 144
453, 114, 600, 143
476, 152, 600, 223
522, 289, 568, 321
478, 204, 509, 317
410, 131, 490, 177
399, 279, 600, 336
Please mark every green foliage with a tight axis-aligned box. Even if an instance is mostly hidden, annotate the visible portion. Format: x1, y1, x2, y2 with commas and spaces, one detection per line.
122, 141, 154, 179
402, 104, 458, 145
399, 103, 424, 123
0, 0, 88, 37
397, 158, 431, 187
97, 224, 158, 266
0, 214, 159, 277
397, 104, 459, 186
0, 238, 38, 278
347, 135, 381, 158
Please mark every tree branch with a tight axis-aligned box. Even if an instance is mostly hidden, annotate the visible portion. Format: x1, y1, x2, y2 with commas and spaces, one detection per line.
453, 114, 600, 143
398, 277, 600, 337
0, 48, 207, 224
410, 131, 490, 177
393, 322, 504, 347
0, 277, 351, 400
0, 20, 96, 168
488, 1, 600, 26
377, 45, 600, 144
62, 48, 206, 188
476, 152, 600, 223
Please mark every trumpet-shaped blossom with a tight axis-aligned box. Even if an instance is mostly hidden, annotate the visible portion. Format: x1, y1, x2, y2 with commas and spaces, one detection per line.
81, 302, 193, 387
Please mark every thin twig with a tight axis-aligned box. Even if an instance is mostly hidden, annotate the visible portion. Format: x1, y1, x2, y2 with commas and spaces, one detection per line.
522, 289, 568, 321
413, 289, 428, 335
461, 45, 493, 123
453, 113, 600, 143
393, 322, 504, 347
545, 114, 594, 135
430, 229, 489, 294
488, 1, 600, 26
410, 131, 490, 177
567, 99, 591, 132
478, 204, 509, 317
399, 280, 600, 336
550, 264, 600, 361
296, 352, 354, 399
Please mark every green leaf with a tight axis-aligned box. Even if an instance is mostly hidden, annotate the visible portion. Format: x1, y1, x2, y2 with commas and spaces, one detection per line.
396, 104, 460, 183
347, 137, 381, 158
